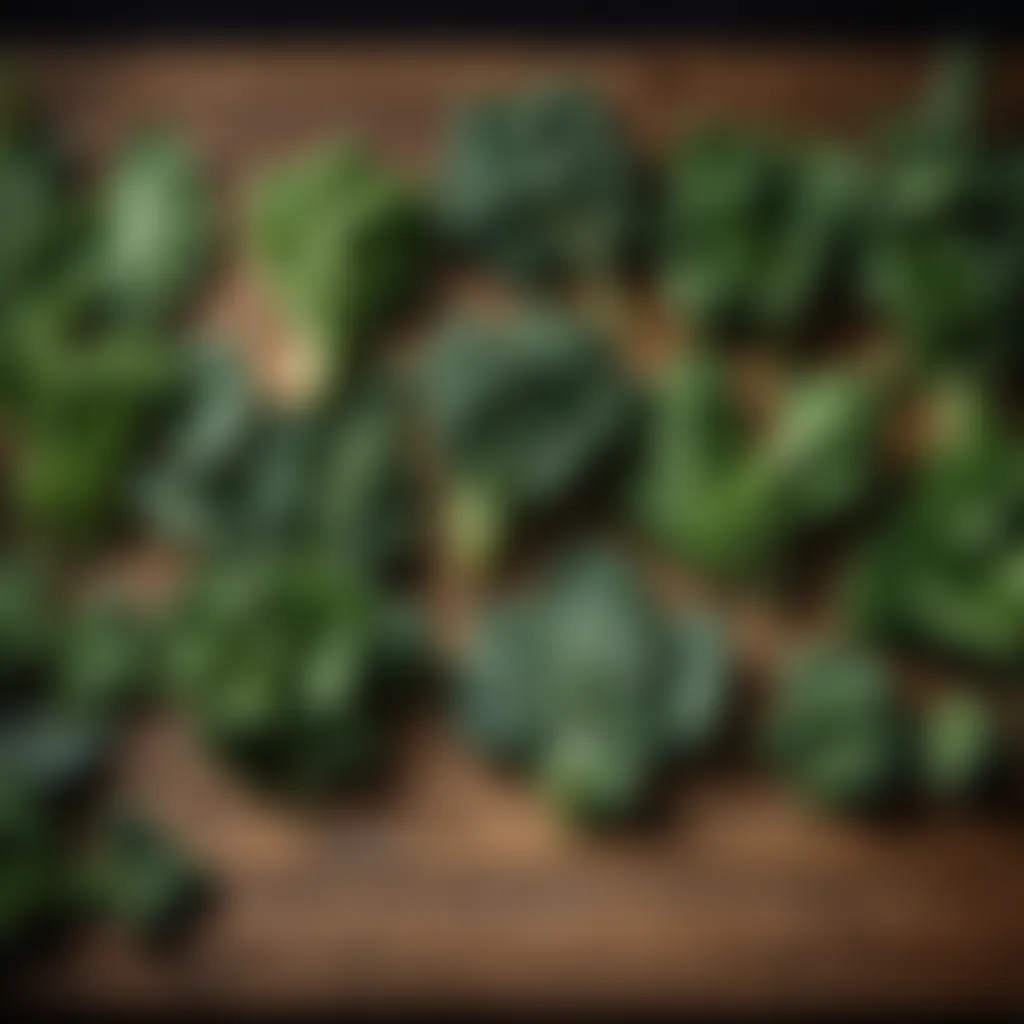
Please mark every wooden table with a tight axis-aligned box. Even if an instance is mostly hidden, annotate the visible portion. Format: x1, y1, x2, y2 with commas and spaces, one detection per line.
11, 43, 1024, 1012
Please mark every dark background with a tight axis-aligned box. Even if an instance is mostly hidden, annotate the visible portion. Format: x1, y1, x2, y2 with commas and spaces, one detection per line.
0, 2, 1021, 36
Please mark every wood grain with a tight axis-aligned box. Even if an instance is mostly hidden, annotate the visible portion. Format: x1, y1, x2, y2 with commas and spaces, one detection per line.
9, 43, 1024, 1012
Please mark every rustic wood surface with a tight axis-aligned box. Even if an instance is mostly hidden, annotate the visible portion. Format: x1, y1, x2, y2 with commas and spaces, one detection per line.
10, 43, 1024, 1012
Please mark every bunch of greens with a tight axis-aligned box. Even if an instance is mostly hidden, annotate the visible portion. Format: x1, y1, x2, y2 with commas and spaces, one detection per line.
862, 48, 1024, 374
139, 342, 419, 572
0, 790, 208, 954
765, 644, 1006, 813
3, 320, 178, 544
81, 809, 210, 943
631, 352, 885, 578
438, 84, 645, 286
419, 311, 636, 568
848, 385, 1024, 670
134, 341, 265, 551
0, 83, 211, 545
247, 142, 428, 385
0, 72, 72, 306
0, 556, 209, 952
0, 785, 69, 954
164, 553, 426, 795
764, 645, 912, 812
455, 548, 730, 825
0, 561, 155, 798
0, 556, 154, 725
918, 691, 1003, 803
662, 128, 860, 341
93, 130, 212, 326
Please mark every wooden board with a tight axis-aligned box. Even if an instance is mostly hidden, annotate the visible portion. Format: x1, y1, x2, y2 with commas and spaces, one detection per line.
10, 43, 1024, 1012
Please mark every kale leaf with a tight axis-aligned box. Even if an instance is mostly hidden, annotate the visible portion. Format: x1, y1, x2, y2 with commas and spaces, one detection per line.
439, 83, 646, 286
663, 128, 860, 341
248, 142, 428, 384
632, 352, 884, 577
765, 645, 910, 812
420, 311, 636, 568
456, 548, 730, 825
164, 553, 427, 794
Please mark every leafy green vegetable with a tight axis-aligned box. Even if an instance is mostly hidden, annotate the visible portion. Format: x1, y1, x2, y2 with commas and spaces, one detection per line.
136, 341, 269, 549
95, 129, 211, 324
248, 142, 428, 382
848, 384, 1024, 668
0, 73, 71, 304
765, 645, 910, 812
0, 556, 55, 701
0, 75, 215, 961
140, 343, 418, 571
56, 594, 153, 718
420, 311, 636, 568
862, 46, 1024, 373
438, 83, 645, 285
303, 383, 421, 572
0, 119, 209, 545
0, 714, 106, 802
4, 325, 177, 543
0, 785, 69, 952
919, 691, 1002, 802
165, 554, 426, 794
0, 587, 150, 805
664, 128, 860, 341
84, 810, 209, 942
456, 548, 730, 824
632, 352, 883, 577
